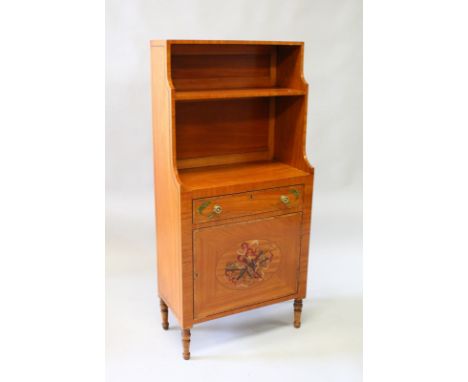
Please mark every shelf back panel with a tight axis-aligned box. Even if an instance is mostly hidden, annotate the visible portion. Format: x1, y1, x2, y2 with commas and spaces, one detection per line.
176, 98, 271, 168
171, 44, 276, 90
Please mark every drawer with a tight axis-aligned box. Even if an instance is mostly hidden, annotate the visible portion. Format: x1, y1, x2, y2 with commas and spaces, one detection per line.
193, 185, 304, 224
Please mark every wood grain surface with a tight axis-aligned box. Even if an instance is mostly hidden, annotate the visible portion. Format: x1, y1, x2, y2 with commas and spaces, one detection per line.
151, 40, 314, 358
193, 213, 302, 319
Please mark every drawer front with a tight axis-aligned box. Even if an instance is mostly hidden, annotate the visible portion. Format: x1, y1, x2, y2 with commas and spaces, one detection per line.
194, 212, 302, 319
193, 185, 304, 224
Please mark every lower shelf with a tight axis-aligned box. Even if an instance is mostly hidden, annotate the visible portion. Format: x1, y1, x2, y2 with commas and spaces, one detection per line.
175, 87, 306, 101
178, 161, 311, 192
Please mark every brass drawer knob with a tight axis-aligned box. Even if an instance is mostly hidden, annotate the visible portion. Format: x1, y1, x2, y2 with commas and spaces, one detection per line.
280, 195, 290, 205
213, 205, 223, 215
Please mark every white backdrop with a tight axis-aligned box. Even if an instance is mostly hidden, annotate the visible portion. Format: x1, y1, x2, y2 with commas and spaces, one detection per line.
106, 0, 362, 381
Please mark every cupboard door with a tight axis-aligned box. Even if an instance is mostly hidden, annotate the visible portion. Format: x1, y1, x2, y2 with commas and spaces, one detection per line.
193, 212, 302, 319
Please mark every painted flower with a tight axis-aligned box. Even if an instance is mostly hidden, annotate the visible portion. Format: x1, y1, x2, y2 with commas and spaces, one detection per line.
225, 240, 274, 286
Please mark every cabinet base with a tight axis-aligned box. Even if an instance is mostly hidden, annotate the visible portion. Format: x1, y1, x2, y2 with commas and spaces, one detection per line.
160, 298, 304, 359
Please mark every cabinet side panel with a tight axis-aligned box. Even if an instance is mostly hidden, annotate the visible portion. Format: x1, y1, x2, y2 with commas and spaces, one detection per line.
297, 176, 314, 297
275, 45, 314, 296
151, 45, 183, 323
274, 45, 313, 174
274, 96, 311, 172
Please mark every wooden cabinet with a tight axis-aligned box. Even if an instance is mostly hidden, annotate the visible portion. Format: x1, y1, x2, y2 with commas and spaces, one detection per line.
150, 40, 314, 359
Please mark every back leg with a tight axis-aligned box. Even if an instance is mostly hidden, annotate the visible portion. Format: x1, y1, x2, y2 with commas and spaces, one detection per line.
160, 298, 169, 330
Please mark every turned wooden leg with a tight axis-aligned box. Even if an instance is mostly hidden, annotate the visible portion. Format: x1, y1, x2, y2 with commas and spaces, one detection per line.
181, 329, 191, 360
159, 298, 169, 330
294, 299, 303, 328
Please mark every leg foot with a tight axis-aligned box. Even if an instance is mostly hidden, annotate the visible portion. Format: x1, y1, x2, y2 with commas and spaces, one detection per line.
294, 299, 303, 328
182, 329, 191, 360
159, 298, 169, 330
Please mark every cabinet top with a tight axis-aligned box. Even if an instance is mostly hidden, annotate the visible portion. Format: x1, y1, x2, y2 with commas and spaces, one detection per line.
150, 40, 304, 47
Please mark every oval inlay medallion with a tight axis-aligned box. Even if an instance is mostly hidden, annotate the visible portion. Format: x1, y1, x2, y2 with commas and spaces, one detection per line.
216, 239, 281, 289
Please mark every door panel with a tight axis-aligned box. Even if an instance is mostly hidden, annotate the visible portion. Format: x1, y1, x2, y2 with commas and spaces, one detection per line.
194, 212, 302, 319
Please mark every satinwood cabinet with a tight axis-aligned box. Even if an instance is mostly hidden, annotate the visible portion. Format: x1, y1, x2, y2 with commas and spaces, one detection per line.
150, 40, 314, 359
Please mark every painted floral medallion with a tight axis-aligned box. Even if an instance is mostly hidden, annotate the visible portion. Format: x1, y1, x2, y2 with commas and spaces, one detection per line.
216, 239, 281, 289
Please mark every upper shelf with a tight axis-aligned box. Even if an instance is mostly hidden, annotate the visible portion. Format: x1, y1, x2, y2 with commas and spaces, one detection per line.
174, 87, 306, 101
170, 43, 306, 93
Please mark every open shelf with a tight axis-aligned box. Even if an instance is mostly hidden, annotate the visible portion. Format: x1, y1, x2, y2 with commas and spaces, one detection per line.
178, 161, 310, 192
169, 42, 310, 175
170, 43, 306, 94
175, 87, 305, 101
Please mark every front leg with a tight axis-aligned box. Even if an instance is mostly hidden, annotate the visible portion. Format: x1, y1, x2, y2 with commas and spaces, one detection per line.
293, 299, 303, 328
181, 329, 191, 360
